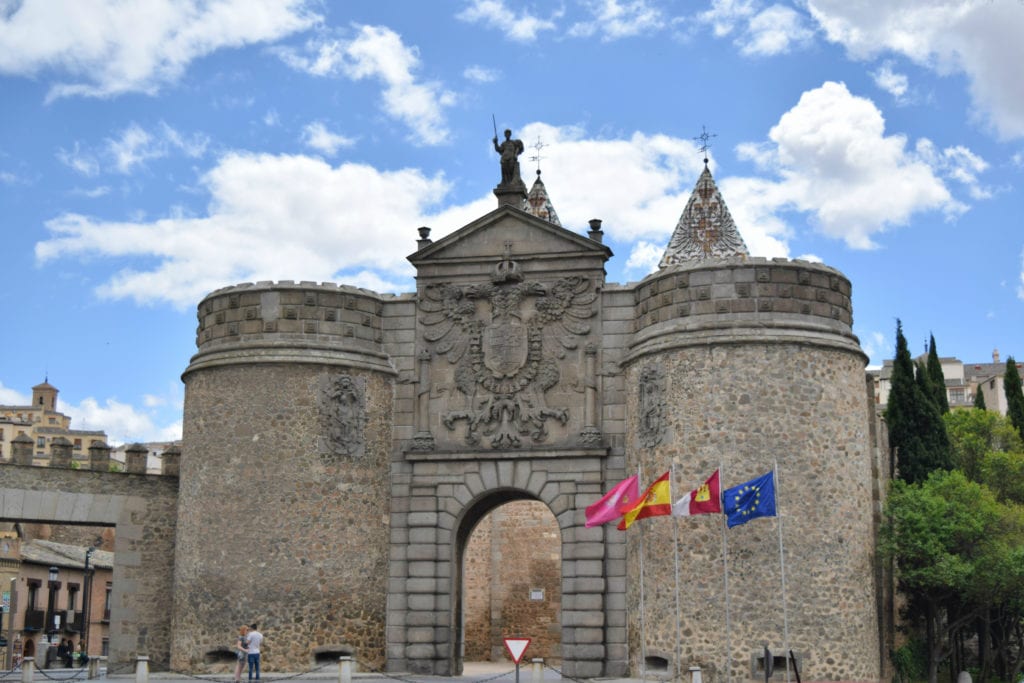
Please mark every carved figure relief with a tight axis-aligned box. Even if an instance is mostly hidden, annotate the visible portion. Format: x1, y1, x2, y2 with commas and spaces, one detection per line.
418, 243, 596, 449
637, 365, 666, 448
321, 374, 366, 460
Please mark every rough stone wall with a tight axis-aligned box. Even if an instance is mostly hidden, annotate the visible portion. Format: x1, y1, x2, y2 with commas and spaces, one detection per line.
172, 363, 392, 672
462, 501, 562, 663
0, 463, 178, 669
622, 257, 880, 683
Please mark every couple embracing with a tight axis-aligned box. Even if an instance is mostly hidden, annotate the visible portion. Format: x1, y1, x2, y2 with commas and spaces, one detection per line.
233, 623, 264, 682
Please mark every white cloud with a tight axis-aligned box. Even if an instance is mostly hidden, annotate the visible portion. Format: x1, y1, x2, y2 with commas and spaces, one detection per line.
807, 0, 1024, 139
263, 109, 280, 127
301, 122, 355, 156
106, 122, 208, 173
857, 330, 890, 365
0, 0, 319, 101
464, 65, 499, 83
698, 0, 813, 55
872, 62, 909, 101
71, 186, 111, 198
456, 0, 560, 42
35, 151, 452, 308
57, 143, 100, 177
0, 382, 29, 405
568, 0, 664, 41
914, 140, 991, 200
731, 81, 964, 250
624, 241, 664, 277
60, 395, 178, 445
277, 26, 455, 145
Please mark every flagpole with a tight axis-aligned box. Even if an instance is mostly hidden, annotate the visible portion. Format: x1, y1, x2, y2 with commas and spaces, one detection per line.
721, 460, 732, 683
774, 460, 791, 683
639, 464, 647, 682
672, 462, 682, 682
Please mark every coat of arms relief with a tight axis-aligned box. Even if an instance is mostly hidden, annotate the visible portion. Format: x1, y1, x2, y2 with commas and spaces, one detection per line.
418, 243, 597, 449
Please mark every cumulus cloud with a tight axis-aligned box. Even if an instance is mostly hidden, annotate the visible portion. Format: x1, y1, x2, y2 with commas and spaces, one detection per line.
624, 241, 664, 277
0, 382, 29, 405
301, 122, 355, 156
463, 65, 499, 82
277, 25, 455, 144
57, 143, 100, 177
60, 395, 181, 444
807, 0, 1024, 139
872, 62, 909, 101
568, 0, 665, 41
60, 122, 208, 177
731, 81, 970, 250
456, 0, 560, 42
698, 0, 814, 56
0, 0, 319, 100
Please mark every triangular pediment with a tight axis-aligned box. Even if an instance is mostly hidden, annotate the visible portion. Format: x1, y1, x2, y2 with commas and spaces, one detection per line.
408, 205, 611, 278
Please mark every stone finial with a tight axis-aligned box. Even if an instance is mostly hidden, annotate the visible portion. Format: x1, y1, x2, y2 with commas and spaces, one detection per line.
50, 437, 74, 468
161, 445, 181, 477
89, 441, 112, 471
11, 433, 34, 465
125, 443, 148, 474
587, 219, 603, 243
416, 226, 432, 250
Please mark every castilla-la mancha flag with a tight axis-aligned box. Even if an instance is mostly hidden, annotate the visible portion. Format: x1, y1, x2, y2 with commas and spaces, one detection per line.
618, 471, 672, 530
584, 475, 640, 527
672, 469, 722, 516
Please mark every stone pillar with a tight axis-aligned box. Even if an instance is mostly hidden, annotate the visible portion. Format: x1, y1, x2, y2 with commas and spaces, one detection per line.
21, 657, 34, 683
11, 434, 34, 465
338, 656, 353, 683
88, 441, 111, 471
531, 658, 544, 683
49, 437, 73, 468
160, 445, 181, 477
125, 443, 148, 474
135, 655, 149, 683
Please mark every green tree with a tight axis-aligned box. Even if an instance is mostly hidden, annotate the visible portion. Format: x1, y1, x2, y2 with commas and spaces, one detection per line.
1005, 357, 1024, 440
944, 409, 1024, 483
927, 334, 950, 413
880, 471, 1022, 683
974, 389, 987, 410
885, 320, 953, 483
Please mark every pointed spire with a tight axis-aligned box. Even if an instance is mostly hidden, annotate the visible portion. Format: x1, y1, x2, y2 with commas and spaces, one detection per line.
660, 164, 748, 267
523, 170, 562, 226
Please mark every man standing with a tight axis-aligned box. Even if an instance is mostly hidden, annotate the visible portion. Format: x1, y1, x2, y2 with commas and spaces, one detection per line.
246, 623, 263, 681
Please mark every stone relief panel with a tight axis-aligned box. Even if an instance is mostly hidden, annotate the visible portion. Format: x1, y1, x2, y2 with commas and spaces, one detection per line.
637, 365, 666, 448
319, 374, 366, 459
418, 248, 597, 449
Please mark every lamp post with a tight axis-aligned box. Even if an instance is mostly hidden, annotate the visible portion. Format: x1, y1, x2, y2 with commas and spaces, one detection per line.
46, 566, 60, 644
82, 547, 96, 659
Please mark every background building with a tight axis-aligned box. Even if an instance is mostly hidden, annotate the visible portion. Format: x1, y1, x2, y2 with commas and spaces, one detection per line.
0, 382, 107, 461
872, 349, 1020, 412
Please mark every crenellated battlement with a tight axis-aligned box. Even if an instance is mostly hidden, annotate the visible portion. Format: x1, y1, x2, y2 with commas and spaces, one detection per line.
2, 433, 180, 476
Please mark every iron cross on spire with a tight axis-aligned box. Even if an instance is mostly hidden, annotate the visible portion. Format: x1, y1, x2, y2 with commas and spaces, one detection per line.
693, 125, 717, 166
529, 138, 546, 177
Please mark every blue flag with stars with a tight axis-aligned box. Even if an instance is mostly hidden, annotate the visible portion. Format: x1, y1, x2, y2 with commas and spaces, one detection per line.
723, 471, 776, 528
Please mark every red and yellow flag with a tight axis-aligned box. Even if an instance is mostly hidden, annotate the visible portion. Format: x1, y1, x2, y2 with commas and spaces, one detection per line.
618, 471, 671, 530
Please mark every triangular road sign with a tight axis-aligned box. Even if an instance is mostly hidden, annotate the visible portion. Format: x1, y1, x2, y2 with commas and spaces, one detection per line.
503, 637, 531, 664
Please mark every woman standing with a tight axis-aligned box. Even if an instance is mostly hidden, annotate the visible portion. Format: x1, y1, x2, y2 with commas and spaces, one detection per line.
233, 625, 249, 683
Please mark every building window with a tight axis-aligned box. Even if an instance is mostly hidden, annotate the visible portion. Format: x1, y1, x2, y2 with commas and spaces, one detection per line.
37, 437, 45, 448
27, 580, 41, 610
74, 439, 82, 449
103, 583, 112, 620
48, 417, 57, 425
101, 639, 109, 657
949, 388, 965, 403
68, 584, 79, 612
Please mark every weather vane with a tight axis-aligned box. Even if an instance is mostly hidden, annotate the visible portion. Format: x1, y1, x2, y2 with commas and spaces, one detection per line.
529, 137, 546, 176
693, 125, 717, 165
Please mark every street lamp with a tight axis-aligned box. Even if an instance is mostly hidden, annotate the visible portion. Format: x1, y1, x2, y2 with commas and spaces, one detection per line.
46, 566, 60, 644
81, 547, 96, 659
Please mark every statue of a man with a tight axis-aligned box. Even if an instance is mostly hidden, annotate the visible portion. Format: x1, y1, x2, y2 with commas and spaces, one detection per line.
493, 128, 525, 186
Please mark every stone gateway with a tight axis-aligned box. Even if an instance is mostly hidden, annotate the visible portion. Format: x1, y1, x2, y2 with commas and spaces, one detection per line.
169, 159, 889, 682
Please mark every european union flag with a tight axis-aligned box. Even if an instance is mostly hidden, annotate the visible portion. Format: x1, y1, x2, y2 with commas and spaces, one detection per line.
723, 471, 776, 528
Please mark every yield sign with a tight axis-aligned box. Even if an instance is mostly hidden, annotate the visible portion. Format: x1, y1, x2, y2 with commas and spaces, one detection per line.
503, 637, 531, 664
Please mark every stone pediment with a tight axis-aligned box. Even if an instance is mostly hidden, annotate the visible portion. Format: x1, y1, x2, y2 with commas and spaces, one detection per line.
408, 205, 611, 278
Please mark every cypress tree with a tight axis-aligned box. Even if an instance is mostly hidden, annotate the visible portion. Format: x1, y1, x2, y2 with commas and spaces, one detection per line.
926, 334, 949, 413
1005, 356, 1024, 440
884, 320, 953, 483
974, 388, 987, 410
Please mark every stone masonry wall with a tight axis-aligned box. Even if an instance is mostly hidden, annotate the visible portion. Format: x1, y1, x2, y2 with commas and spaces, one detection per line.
173, 363, 393, 672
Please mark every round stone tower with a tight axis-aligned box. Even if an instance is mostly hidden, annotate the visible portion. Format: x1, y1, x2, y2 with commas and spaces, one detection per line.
172, 281, 396, 672
619, 167, 881, 682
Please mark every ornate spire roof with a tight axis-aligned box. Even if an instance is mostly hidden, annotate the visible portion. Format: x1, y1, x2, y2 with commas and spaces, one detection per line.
523, 171, 561, 227
660, 164, 748, 267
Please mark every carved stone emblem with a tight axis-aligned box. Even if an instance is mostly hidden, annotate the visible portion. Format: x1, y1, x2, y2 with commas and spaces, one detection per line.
320, 374, 366, 460
637, 365, 666, 448
418, 245, 596, 449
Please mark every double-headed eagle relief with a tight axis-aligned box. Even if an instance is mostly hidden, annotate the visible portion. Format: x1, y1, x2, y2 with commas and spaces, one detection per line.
418, 243, 597, 449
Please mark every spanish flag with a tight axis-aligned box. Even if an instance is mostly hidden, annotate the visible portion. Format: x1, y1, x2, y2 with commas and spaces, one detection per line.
618, 471, 671, 530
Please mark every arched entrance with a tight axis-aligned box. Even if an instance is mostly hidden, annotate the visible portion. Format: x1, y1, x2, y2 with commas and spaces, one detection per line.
456, 493, 562, 673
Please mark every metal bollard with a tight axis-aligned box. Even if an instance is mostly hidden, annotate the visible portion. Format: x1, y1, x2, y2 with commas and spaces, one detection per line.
21, 657, 34, 683
690, 665, 703, 683
531, 658, 544, 683
338, 656, 353, 683
136, 656, 150, 683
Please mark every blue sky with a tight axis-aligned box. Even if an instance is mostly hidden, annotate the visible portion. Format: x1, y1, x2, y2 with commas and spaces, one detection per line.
1, 0, 1022, 444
